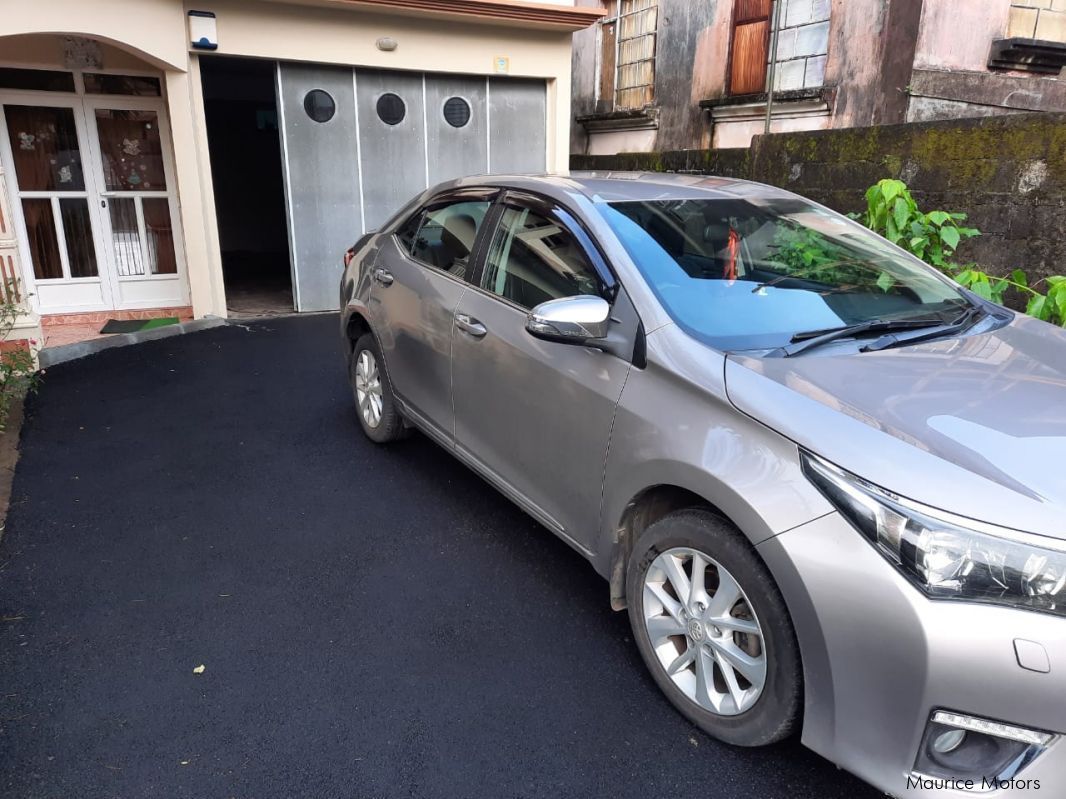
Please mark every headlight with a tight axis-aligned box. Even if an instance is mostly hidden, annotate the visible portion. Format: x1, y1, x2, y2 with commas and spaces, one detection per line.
801, 452, 1066, 618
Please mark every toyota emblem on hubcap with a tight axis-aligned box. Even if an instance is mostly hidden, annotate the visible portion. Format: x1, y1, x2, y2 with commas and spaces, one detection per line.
687, 618, 705, 642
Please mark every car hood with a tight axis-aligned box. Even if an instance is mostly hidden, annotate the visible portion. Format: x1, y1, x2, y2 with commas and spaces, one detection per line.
725, 314, 1066, 540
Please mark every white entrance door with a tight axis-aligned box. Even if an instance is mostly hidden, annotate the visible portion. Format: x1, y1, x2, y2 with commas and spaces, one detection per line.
0, 90, 188, 314
85, 98, 187, 310
0, 97, 110, 311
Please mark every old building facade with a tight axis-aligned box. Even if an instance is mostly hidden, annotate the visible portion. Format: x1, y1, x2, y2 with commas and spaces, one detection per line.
570, 0, 1066, 154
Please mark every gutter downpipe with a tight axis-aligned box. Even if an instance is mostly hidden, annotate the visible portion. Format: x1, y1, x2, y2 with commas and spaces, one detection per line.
764, 0, 783, 136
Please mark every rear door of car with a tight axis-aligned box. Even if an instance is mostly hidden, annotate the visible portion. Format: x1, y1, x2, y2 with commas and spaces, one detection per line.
450, 191, 636, 551
368, 188, 496, 445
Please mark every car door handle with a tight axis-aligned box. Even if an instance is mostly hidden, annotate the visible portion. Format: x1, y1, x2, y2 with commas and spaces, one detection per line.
373, 267, 394, 286
454, 313, 487, 338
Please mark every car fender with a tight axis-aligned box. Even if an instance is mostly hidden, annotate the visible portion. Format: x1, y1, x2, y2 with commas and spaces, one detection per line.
596, 324, 833, 577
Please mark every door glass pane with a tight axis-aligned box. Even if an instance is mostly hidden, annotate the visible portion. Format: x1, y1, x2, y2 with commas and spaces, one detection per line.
142, 198, 176, 274
481, 206, 604, 309
83, 74, 162, 97
109, 197, 144, 276
59, 199, 98, 278
94, 110, 167, 191
21, 199, 63, 280
4, 105, 85, 191
0, 68, 76, 93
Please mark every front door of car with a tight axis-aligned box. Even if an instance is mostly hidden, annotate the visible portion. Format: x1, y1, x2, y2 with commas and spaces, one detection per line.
368, 189, 495, 445
451, 194, 635, 550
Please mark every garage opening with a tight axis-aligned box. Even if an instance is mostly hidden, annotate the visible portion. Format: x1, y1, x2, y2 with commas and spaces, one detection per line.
200, 56, 293, 316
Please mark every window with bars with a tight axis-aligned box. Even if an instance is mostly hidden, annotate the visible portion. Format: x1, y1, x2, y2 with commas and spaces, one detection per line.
598, 0, 659, 111
728, 0, 832, 96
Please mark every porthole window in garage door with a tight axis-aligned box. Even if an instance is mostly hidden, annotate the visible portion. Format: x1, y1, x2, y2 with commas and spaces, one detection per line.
443, 97, 471, 128
303, 89, 336, 123
376, 93, 406, 126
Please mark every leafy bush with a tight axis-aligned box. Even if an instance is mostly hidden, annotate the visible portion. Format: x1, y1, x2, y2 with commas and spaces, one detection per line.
856, 179, 1066, 326
854, 179, 980, 270
0, 281, 40, 432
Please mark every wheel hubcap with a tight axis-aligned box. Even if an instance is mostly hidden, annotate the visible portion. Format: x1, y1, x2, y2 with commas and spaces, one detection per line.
642, 547, 767, 716
354, 349, 383, 429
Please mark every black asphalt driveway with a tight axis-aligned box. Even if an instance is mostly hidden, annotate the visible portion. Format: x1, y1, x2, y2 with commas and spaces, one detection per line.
0, 315, 877, 799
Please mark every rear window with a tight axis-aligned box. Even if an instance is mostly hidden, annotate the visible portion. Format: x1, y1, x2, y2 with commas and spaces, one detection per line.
397, 200, 490, 280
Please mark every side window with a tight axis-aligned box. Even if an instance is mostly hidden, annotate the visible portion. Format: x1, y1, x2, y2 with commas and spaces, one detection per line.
396, 211, 423, 254
398, 199, 490, 280
481, 206, 604, 309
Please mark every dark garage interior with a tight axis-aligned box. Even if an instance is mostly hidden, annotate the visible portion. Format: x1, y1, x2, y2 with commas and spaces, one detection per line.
200, 56, 293, 316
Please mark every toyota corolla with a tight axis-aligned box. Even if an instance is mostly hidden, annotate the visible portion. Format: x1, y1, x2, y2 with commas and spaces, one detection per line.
338, 173, 1064, 798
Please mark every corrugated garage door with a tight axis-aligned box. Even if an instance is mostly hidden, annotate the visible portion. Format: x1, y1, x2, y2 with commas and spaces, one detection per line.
277, 63, 547, 312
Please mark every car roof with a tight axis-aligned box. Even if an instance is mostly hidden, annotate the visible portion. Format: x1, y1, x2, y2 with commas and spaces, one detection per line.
445, 171, 800, 204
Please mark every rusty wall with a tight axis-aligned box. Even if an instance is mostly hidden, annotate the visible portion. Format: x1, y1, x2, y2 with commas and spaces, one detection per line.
572, 112, 1066, 285
570, 0, 602, 153
822, 0, 920, 129
650, 0, 723, 150
572, 0, 924, 152
907, 0, 1064, 122
571, 0, 1059, 154
570, 0, 726, 153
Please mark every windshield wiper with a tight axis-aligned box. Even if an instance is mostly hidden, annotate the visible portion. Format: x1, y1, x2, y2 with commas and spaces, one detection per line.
858, 305, 986, 353
767, 315, 953, 358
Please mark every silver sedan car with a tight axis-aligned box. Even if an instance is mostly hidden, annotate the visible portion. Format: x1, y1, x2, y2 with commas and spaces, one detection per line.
339, 173, 1065, 798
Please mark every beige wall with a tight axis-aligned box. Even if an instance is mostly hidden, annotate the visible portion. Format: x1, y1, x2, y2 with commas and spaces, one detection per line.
2, 0, 579, 320
1008, 1, 1066, 43
0, 35, 152, 71
1, 0, 188, 69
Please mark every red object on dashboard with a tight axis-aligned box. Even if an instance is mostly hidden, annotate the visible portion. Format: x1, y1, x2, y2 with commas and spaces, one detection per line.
724, 228, 740, 282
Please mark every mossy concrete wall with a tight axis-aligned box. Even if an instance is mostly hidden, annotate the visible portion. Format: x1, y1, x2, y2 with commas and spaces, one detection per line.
572, 112, 1066, 283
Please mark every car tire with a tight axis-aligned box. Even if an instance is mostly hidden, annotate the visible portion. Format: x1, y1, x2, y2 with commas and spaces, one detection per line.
350, 333, 406, 444
626, 508, 802, 747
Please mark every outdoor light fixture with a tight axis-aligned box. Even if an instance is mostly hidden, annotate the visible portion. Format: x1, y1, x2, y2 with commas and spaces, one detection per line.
376, 37, 398, 52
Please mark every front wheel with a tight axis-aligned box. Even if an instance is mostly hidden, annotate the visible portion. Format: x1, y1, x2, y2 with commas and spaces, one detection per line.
350, 333, 405, 443
626, 509, 802, 747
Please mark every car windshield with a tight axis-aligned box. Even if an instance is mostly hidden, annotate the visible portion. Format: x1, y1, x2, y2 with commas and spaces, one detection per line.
599, 197, 970, 351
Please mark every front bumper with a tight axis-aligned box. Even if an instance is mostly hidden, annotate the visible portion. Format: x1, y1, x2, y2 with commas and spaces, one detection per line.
758, 512, 1065, 798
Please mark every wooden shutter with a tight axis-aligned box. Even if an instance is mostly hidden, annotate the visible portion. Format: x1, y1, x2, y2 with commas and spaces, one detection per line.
599, 17, 617, 111
729, 0, 772, 96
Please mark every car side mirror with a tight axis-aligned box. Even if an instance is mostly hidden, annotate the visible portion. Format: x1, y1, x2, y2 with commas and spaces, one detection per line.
526, 295, 611, 345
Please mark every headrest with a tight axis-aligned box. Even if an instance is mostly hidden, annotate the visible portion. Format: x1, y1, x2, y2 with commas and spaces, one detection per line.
441, 213, 478, 255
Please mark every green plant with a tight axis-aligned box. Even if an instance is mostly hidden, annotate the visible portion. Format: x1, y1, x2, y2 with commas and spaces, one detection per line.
0, 280, 40, 432
854, 179, 980, 270
952, 267, 1066, 323
856, 179, 1066, 327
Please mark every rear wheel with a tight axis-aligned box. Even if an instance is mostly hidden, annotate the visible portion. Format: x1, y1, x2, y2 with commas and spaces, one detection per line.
626, 509, 802, 747
350, 333, 405, 443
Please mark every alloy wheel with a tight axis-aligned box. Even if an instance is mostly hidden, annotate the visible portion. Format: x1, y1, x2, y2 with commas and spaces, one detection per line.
354, 349, 383, 429
642, 547, 767, 716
